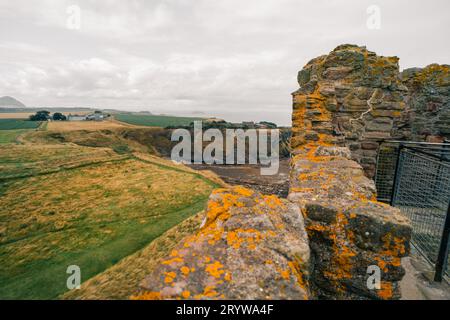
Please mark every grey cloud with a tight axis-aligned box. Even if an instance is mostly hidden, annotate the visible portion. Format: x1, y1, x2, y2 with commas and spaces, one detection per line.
0, 0, 449, 125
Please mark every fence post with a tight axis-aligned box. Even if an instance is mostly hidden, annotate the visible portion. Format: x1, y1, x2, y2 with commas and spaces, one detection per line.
434, 199, 450, 282
390, 144, 404, 206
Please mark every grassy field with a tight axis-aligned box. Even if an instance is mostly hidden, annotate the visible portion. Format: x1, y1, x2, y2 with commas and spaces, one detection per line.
0, 119, 41, 130
46, 120, 128, 132
0, 144, 126, 180
115, 113, 203, 128
62, 211, 204, 300
0, 130, 31, 144
0, 145, 218, 299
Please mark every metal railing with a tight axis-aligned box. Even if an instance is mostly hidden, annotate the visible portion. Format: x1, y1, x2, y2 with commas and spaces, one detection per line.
375, 141, 450, 203
375, 141, 450, 282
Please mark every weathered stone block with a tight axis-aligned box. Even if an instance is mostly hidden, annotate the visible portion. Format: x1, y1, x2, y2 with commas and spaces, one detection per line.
134, 187, 310, 300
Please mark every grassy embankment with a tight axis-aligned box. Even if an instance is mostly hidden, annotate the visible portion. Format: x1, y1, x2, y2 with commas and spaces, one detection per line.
0, 141, 220, 299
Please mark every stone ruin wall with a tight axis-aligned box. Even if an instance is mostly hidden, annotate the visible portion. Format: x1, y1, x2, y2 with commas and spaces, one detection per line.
132, 44, 417, 300
401, 65, 450, 142
289, 44, 412, 299
293, 45, 450, 178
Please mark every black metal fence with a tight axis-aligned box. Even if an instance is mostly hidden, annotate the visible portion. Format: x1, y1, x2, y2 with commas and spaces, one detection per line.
375, 141, 450, 282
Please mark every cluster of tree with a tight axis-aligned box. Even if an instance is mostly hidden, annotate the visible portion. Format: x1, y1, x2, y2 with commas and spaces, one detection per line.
29, 111, 67, 121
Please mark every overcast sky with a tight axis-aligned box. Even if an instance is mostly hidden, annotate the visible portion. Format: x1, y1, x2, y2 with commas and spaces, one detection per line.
0, 0, 449, 125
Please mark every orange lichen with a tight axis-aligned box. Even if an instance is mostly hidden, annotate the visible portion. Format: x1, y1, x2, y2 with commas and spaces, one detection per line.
130, 291, 161, 300
161, 256, 184, 266
181, 291, 191, 299
164, 271, 176, 283
180, 266, 190, 276
205, 261, 225, 279
288, 260, 307, 290
280, 269, 290, 280
224, 273, 232, 282
377, 282, 393, 300
263, 195, 285, 209
233, 186, 254, 197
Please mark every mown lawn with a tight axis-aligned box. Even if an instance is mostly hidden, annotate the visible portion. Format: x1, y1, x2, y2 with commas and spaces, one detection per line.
115, 113, 203, 128
0, 149, 218, 299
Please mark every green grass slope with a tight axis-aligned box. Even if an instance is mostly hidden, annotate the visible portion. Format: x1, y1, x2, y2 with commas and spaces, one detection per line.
0, 145, 218, 299
115, 113, 202, 128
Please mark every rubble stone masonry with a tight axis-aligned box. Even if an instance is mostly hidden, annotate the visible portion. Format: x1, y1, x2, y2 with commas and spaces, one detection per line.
289, 44, 412, 299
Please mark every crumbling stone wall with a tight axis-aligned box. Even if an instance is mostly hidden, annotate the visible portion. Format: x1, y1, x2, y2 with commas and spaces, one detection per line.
289, 45, 412, 299
401, 64, 450, 142
293, 45, 450, 177
133, 187, 310, 300
293, 44, 408, 178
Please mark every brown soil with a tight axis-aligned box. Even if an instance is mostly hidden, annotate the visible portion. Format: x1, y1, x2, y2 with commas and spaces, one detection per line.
189, 158, 290, 198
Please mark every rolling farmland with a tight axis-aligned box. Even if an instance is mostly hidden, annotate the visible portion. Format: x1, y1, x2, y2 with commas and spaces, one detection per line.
115, 113, 203, 128
0, 119, 41, 130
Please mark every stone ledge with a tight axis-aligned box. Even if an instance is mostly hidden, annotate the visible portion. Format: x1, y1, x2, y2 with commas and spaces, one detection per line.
132, 187, 310, 300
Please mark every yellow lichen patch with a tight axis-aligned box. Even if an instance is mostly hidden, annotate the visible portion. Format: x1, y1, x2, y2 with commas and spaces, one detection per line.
263, 195, 285, 210
161, 257, 184, 266
202, 286, 219, 298
307, 212, 356, 289
377, 282, 393, 300
180, 266, 190, 276
130, 291, 161, 300
203, 189, 252, 228
207, 226, 224, 245
306, 223, 327, 232
205, 261, 225, 279
164, 271, 176, 284
372, 234, 407, 272
280, 269, 290, 280
224, 273, 232, 282
226, 228, 262, 250
287, 259, 308, 299
181, 291, 191, 299
233, 186, 254, 197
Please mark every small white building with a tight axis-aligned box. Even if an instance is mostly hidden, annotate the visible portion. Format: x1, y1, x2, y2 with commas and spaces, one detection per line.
67, 114, 87, 121
67, 112, 105, 121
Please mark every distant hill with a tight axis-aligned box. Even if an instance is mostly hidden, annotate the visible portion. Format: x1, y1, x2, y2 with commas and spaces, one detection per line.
0, 96, 26, 108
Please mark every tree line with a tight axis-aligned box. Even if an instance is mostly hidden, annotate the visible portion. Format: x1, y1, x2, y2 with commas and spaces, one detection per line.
29, 111, 67, 121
